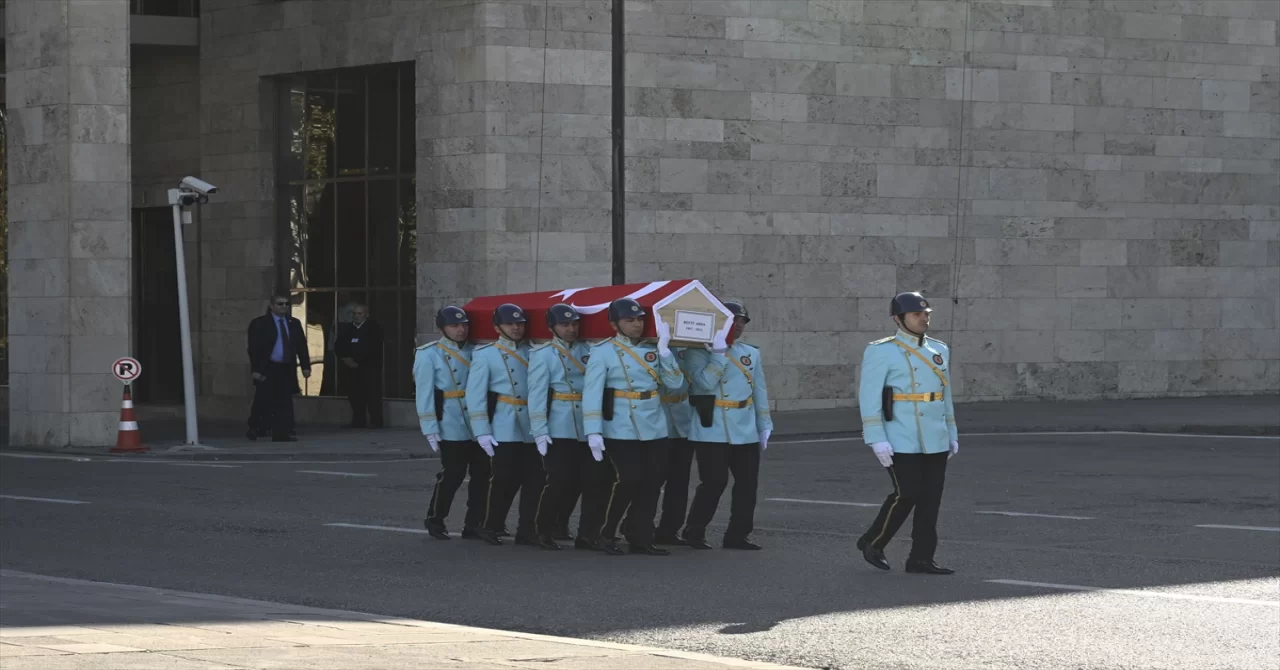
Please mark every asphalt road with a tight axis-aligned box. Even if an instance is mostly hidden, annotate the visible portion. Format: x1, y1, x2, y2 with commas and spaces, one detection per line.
3, 433, 1278, 670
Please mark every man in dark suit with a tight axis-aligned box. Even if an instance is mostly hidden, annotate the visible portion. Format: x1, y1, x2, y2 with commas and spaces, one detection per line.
334, 303, 385, 428
247, 294, 311, 442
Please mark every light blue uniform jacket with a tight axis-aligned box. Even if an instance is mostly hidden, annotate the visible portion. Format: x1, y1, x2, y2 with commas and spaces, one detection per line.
528, 338, 590, 441
682, 342, 773, 445
465, 337, 533, 444
858, 330, 958, 455
412, 339, 473, 442
582, 337, 686, 442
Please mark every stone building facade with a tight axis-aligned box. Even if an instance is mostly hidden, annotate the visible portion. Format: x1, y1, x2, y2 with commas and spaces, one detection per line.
5, 0, 1278, 446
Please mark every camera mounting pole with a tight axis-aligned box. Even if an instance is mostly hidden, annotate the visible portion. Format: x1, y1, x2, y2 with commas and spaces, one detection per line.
167, 181, 212, 447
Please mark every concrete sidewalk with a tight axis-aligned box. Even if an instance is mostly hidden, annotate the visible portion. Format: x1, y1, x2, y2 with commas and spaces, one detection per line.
0, 570, 800, 670
1, 394, 1275, 461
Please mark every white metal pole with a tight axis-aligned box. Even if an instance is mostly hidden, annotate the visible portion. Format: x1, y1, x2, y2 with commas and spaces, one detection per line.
170, 197, 200, 445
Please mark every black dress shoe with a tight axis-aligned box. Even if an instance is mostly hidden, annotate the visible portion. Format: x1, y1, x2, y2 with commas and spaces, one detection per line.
423, 521, 450, 540
856, 537, 868, 551
685, 537, 713, 550
536, 536, 562, 550
654, 534, 688, 546
905, 560, 954, 575
473, 529, 504, 546
460, 528, 480, 539
723, 538, 762, 550
629, 544, 671, 556
862, 543, 891, 571
573, 537, 619, 554
497, 528, 511, 538
555, 529, 574, 542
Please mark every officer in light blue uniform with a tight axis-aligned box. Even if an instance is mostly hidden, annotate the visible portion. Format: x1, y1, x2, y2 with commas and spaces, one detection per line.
465, 303, 537, 547
527, 303, 591, 548
856, 291, 959, 575
679, 301, 773, 551
416, 306, 489, 541
581, 298, 686, 556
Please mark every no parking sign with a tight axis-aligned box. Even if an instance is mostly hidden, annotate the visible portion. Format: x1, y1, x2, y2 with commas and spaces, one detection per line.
113, 357, 142, 384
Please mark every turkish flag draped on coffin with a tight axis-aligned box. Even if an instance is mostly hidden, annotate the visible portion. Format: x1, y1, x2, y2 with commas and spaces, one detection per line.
462, 279, 736, 346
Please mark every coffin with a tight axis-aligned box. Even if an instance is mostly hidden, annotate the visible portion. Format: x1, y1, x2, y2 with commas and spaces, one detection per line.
462, 279, 736, 347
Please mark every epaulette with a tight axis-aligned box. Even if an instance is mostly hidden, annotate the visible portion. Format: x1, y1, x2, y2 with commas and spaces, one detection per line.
474, 343, 494, 351
925, 335, 948, 348
869, 336, 894, 345
415, 341, 437, 351
736, 342, 759, 352
592, 338, 615, 348
530, 342, 551, 351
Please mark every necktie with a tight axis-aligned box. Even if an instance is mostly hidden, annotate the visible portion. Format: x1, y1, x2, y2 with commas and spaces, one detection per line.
277, 317, 292, 361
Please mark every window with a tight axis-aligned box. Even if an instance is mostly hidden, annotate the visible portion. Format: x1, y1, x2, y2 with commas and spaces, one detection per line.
276, 63, 417, 400
130, 0, 199, 17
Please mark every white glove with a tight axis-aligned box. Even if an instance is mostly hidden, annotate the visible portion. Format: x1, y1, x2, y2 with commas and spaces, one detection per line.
535, 434, 552, 456
758, 429, 771, 451
477, 434, 498, 457
949, 440, 959, 459
656, 320, 672, 357
587, 434, 605, 451
426, 434, 440, 453
711, 329, 728, 353
870, 441, 894, 468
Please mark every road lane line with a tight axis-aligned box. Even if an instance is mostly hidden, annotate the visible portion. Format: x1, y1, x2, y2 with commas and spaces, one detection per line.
325, 523, 429, 535
298, 470, 377, 477
976, 511, 1095, 520
1195, 524, 1280, 533
766, 498, 881, 507
0, 495, 90, 505
0, 453, 92, 462
988, 579, 1280, 608
168, 463, 239, 468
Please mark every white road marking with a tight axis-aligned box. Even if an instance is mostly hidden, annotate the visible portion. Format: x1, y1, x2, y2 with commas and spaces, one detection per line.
975, 511, 1095, 520
963, 431, 1279, 440
1195, 524, 1280, 533
298, 470, 377, 477
775, 431, 1279, 444
766, 497, 881, 507
988, 579, 1280, 608
167, 463, 240, 468
0, 453, 91, 462
0, 495, 90, 505
325, 523, 429, 535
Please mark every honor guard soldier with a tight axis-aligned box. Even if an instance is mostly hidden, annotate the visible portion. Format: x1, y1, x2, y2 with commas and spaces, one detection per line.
417, 306, 489, 540
856, 291, 958, 575
679, 301, 773, 550
465, 303, 540, 547
527, 303, 591, 549
581, 298, 687, 556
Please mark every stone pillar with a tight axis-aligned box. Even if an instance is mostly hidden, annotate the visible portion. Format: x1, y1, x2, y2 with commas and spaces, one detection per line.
6, 0, 131, 447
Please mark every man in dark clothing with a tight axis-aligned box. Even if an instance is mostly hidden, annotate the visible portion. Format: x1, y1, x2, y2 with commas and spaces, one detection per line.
247, 295, 311, 442
334, 303, 385, 428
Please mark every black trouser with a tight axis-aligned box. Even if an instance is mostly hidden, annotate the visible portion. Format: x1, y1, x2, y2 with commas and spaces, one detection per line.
683, 441, 761, 542
248, 362, 296, 438
575, 443, 620, 543
556, 442, 585, 535
531, 440, 580, 538
600, 439, 671, 546
655, 438, 695, 538
859, 452, 949, 562
480, 443, 542, 536
425, 440, 491, 530
346, 365, 383, 427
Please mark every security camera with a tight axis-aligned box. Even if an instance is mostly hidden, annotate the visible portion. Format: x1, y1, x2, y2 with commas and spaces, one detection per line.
180, 176, 218, 196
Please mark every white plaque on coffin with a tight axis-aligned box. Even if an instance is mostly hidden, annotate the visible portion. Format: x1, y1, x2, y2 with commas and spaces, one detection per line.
673, 310, 716, 343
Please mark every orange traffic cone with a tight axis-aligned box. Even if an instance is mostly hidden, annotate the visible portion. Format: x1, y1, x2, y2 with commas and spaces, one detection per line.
110, 385, 148, 454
